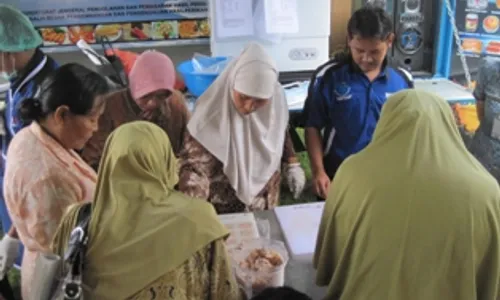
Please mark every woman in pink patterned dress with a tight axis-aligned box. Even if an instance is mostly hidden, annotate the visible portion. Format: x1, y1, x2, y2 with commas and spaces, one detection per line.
2, 63, 109, 298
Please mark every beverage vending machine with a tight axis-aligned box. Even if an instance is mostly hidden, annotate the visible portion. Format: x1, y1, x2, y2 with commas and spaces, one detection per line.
362, 0, 475, 103
365, 0, 437, 76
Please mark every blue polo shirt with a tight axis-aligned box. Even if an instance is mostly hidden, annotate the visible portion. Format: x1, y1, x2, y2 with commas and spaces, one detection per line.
305, 58, 413, 162
2, 48, 58, 168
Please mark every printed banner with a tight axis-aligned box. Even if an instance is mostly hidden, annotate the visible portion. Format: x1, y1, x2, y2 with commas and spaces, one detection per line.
3, 0, 210, 47
456, 0, 500, 57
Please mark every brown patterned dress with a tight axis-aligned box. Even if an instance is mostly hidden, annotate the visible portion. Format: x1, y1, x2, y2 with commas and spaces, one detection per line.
129, 239, 245, 300
81, 89, 190, 170
178, 130, 296, 214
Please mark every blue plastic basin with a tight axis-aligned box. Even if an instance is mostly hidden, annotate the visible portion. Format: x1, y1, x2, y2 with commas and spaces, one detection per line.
177, 56, 228, 97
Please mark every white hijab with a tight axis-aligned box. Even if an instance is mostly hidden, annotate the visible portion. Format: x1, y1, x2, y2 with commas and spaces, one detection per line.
187, 43, 289, 206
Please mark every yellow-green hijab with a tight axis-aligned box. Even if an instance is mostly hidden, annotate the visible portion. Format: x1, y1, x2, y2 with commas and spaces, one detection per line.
53, 121, 228, 299
314, 90, 500, 300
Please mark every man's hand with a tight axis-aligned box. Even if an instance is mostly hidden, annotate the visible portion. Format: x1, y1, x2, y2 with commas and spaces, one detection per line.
0, 235, 20, 280
312, 170, 330, 199
305, 127, 329, 198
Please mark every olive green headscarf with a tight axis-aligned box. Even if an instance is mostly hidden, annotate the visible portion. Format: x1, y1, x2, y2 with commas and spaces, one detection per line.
314, 90, 500, 300
53, 121, 228, 299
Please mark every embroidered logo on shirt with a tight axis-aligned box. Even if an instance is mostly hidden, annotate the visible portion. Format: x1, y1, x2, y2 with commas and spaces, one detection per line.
335, 83, 352, 101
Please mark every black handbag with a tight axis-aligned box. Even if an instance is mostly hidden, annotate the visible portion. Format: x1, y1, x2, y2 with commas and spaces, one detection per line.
51, 203, 91, 300
0, 276, 15, 300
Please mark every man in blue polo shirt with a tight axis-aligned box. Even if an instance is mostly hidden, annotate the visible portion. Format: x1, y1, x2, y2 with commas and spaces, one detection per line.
305, 6, 413, 199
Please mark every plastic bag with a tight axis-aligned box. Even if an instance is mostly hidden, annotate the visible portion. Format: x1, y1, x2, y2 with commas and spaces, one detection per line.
231, 238, 289, 298
283, 81, 310, 106
191, 53, 231, 74
256, 218, 271, 239
106, 49, 138, 76
31, 253, 61, 300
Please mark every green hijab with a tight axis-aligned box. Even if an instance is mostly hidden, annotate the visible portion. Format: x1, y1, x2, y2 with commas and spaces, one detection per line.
314, 90, 500, 299
53, 121, 228, 299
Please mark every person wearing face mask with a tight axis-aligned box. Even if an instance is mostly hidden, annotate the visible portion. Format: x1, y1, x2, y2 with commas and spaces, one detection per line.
2, 64, 108, 298
178, 43, 306, 214
304, 6, 413, 200
81, 50, 190, 171
0, 4, 58, 279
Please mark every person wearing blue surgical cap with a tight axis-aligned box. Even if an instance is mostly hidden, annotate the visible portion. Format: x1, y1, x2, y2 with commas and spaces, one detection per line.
0, 4, 58, 280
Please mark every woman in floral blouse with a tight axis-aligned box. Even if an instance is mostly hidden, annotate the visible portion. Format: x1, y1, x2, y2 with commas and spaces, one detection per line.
178, 43, 306, 214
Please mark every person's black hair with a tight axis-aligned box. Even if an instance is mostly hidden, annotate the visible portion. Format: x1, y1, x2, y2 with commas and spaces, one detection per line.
347, 5, 393, 40
18, 63, 110, 123
251, 286, 312, 300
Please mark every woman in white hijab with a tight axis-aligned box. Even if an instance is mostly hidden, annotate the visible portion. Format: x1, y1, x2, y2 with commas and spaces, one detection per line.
178, 43, 305, 214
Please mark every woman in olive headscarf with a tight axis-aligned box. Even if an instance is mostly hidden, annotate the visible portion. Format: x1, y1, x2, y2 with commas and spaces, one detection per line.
314, 90, 500, 300
52, 121, 242, 300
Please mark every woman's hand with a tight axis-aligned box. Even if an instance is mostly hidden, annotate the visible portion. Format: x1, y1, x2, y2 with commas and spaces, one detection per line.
140, 109, 156, 120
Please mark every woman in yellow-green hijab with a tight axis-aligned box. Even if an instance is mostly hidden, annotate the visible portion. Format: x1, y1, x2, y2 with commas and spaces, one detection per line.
314, 90, 500, 300
52, 121, 242, 300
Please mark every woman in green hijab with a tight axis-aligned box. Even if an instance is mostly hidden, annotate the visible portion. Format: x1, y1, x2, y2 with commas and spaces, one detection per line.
314, 90, 500, 300
52, 121, 242, 300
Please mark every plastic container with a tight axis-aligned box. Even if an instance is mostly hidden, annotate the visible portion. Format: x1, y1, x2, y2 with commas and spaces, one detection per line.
231, 238, 289, 298
0, 82, 10, 94
177, 56, 228, 97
